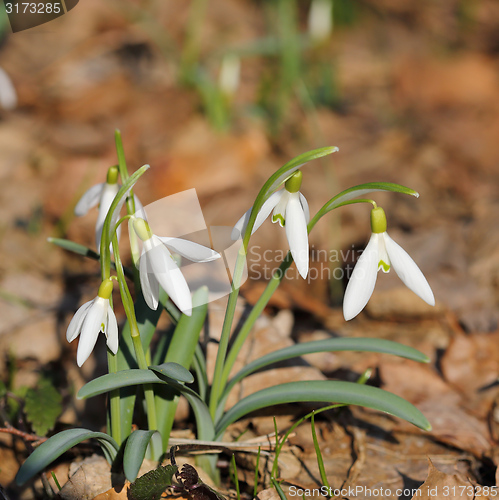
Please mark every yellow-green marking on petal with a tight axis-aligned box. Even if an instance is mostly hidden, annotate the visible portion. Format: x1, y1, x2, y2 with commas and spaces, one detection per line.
272, 213, 286, 226
378, 260, 390, 272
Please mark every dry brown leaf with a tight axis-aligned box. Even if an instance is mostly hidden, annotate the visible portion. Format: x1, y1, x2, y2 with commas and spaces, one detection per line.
441, 331, 499, 417
410, 459, 493, 499
92, 483, 129, 500
381, 362, 492, 456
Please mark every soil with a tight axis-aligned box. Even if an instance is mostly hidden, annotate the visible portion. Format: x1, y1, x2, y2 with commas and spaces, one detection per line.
1, 1, 499, 499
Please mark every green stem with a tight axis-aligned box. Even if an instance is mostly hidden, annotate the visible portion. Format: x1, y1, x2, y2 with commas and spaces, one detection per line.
112, 235, 160, 459
217, 199, 377, 404
219, 252, 293, 393
208, 244, 247, 418
271, 403, 342, 479
107, 352, 121, 445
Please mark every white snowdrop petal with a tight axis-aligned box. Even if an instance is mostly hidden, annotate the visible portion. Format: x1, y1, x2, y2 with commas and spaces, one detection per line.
285, 193, 309, 279
140, 246, 159, 310
76, 298, 107, 367
66, 300, 94, 342
272, 190, 290, 227
74, 183, 105, 217
148, 236, 193, 316
157, 237, 220, 263
343, 233, 380, 321
299, 193, 310, 224
231, 191, 283, 240
96, 183, 120, 251
383, 233, 435, 306
105, 305, 119, 355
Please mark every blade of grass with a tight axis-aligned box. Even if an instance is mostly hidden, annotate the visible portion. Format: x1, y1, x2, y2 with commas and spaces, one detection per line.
311, 412, 330, 495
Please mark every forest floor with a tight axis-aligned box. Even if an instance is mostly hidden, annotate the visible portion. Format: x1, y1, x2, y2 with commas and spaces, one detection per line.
1, 1, 499, 498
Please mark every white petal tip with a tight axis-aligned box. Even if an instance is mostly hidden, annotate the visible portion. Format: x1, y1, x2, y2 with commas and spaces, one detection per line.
343, 311, 355, 322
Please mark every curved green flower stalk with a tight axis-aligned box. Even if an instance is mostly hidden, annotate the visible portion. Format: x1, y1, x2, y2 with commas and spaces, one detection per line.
208, 146, 338, 418
216, 182, 422, 407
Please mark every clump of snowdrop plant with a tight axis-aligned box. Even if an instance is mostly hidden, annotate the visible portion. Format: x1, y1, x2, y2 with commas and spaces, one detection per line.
16, 132, 434, 490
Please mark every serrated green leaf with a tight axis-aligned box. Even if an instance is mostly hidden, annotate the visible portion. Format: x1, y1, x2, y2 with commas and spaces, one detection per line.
24, 379, 62, 436
309, 182, 419, 232
214, 380, 431, 439
123, 430, 158, 482
128, 464, 177, 500
149, 363, 194, 384
15, 428, 119, 485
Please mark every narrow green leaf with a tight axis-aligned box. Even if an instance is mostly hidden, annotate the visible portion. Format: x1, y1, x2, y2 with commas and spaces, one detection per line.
215, 381, 431, 438
24, 379, 62, 436
271, 478, 287, 500
47, 238, 100, 259
77, 370, 216, 441
116, 289, 171, 439
47, 238, 134, 279
123, 430, 158, 482
311, 413, 330, 493
78, 370, 164, 400
128, 464, 177, 500
155, 287, 208, 450
15, 429, 119, 485
149, 363, 194, 384
243, 147, 338, 246
164, 287, 208, 368
156, 377, 216, 442
309, 182, 419, 232
218, 338, 428, 414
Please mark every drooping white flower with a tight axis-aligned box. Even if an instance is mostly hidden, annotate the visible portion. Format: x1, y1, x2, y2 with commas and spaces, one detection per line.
74, 166, 143, 252
66, 278, 118, 367
231, 170, 310, 279
343, 206, 435, 321
132, 217, 221, 316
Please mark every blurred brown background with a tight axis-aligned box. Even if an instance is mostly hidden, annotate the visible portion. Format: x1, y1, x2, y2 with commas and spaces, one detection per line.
2, 0, 499, 496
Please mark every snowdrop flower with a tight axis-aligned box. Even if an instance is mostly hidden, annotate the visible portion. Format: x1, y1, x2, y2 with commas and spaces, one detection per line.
343, 206, 435, 321
132, 217, 221, 316
74, 166, 143, 252
74, 166, 120, 251
66, 278, 118, 367
232, 170, 310, 279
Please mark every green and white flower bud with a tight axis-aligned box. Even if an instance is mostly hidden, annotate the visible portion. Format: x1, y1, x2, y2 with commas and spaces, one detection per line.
97, 277, 114, 299
106, 165, 119, 185
370, 206, 387, 234
285, 170, 303, 194
133, 217, 153, 242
